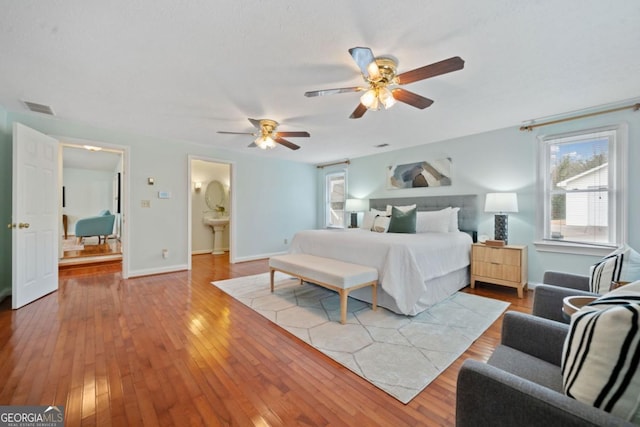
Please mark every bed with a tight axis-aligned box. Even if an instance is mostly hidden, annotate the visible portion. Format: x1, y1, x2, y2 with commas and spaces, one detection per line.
288, 195, 478, 315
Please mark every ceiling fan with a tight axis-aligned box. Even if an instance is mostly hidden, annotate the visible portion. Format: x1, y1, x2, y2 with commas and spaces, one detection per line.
304, 47, 464, 119
217, 118, 310, 150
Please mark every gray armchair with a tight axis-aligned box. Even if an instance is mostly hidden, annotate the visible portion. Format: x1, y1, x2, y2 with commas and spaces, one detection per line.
532, 271, 597, 323
456, 275, 635, 426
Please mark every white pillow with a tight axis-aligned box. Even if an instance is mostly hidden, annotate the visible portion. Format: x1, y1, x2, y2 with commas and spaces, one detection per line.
371, 215, 390, 233
361, 211, 377, 230
449, 207, 460, 232
589, 253, 624, 293
562, 280, 640, 423
416, 207, 452, 233
608, 245, 640, 283
370, 208, 388, 216
393, 204, 417, 213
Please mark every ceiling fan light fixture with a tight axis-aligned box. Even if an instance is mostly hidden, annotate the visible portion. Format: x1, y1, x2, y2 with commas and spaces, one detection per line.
379, 87, 396, 109
255, 135, 276, 150
360, 88, 379, 110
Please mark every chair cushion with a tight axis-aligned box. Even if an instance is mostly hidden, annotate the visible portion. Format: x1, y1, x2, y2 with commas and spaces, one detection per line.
562, 280, 640, 423
488, 345, 563, 393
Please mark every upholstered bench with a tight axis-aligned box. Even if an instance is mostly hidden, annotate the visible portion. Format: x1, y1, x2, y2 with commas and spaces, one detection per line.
269, 253, 378, 324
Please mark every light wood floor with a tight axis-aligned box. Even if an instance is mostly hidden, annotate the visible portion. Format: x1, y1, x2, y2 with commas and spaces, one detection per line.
0, 253, 533, 426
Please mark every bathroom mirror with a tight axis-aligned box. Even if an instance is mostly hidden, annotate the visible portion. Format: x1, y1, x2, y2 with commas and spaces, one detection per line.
205, 180, 226, 212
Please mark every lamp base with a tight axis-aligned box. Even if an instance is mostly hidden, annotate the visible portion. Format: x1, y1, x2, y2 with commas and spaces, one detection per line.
350, 212, 358, 228
494, 214, 509, 244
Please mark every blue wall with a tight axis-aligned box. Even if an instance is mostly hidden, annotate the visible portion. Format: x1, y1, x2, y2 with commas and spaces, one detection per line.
1, 111, 317, 280
345, 107, 639, 284
0, 108, 11, 298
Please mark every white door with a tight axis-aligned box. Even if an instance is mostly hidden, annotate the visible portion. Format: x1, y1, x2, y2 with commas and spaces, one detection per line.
11, 123, 59, 309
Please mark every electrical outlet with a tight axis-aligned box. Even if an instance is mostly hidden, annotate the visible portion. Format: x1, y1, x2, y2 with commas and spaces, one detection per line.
141, 200, 151, 208
284, 238, 288, 244
162, 249, 168, 259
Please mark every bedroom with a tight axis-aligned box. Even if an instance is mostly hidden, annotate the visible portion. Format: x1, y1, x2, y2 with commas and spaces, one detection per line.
1, 1, 640, 425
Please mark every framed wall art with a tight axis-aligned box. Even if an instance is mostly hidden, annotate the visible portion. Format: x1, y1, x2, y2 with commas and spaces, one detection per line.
387, 158, 452, 189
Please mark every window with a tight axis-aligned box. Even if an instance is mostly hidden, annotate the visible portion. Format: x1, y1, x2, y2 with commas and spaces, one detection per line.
537, 125, 627, 254
325, 171, 346, 228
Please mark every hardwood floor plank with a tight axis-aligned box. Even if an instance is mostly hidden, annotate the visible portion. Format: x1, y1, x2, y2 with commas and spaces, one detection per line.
0, 252, 535, 426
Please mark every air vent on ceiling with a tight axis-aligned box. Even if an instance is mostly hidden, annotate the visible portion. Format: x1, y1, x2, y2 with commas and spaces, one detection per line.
23, 101, 55, 115
375, 143, 389, 148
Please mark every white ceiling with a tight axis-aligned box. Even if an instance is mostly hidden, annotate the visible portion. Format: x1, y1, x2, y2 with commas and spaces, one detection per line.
63, 145, 121, 171
1, 1, 639, 164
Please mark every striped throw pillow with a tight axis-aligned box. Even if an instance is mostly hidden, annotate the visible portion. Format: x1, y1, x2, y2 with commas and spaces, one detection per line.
562, 282, 640, 423
589, 254, 624, 293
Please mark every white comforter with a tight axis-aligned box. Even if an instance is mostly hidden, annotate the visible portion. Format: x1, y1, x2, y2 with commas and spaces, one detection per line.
289, 229, 473, 315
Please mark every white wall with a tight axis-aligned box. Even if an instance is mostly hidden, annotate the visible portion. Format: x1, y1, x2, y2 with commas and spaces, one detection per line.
2, 112, 317, 277
343, 106, 639, 284
63, 168, 114, 234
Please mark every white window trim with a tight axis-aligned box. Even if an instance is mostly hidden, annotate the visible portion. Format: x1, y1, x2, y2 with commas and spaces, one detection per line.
534, 123, 628, 256
325, 169, 347, 229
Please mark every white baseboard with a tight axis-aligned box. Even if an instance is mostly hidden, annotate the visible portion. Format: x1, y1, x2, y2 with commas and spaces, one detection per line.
233, 250, 287, 263
127, 264, 189, 278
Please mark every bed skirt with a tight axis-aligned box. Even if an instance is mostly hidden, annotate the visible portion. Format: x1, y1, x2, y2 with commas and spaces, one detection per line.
348, 267, 470, 316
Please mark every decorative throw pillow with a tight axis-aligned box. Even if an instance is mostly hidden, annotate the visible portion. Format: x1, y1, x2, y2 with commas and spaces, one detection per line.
608, 245, 640, 283
589, 254, 624, 293
371, 215, 391, 233
415, 207, 451, 233
562, 280, 640, 423
449, 207, 460, 232
388, 206, 417, 233
361, 211, 377, 230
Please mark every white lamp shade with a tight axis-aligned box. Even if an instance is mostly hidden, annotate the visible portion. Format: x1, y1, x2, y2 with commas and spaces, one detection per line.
345, 198, 368, 212
485, 192, 518, 213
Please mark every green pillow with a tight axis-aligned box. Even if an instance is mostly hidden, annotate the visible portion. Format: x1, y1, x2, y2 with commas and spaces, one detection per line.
388, 206, 416, 233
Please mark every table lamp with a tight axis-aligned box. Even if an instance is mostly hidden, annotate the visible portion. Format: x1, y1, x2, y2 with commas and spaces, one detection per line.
484, 192, 518, 244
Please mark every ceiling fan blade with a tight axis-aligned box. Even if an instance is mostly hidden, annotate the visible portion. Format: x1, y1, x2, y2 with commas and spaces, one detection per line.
217, 131, 255, 135
349, 47, 381, 81
247, 118, 262, 128
392, 88, 434, 109
304, 87, 363, 97
396, 56, 465, 85
274, 137, 300, 150
349, 103, 368, 119
277, 131, 310, 138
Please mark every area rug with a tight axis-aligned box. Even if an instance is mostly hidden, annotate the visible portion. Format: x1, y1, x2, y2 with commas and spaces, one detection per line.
212, 272, 510, 404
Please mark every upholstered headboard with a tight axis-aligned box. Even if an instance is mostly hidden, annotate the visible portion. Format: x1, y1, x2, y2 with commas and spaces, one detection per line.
369, 194, 478, 239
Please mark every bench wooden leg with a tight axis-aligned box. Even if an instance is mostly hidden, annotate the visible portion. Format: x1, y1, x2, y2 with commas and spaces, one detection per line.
339, 290, 348, 325
371, 281, 377, 311
270, 268, 275, 292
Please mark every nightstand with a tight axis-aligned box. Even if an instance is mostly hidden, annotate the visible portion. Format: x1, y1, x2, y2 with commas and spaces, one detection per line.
470, 243, 528, 298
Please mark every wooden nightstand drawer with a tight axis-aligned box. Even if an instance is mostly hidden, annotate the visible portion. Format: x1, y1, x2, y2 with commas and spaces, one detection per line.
470, 243, 528, 298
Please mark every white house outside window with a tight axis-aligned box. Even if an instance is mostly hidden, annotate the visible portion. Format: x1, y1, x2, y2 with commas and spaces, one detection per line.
325, 171, 346, 228
536, 125, 627, 255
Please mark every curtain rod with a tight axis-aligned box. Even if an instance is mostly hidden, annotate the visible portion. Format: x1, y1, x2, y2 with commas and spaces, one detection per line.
316, 159, 350, 169
519, 103, 640, 132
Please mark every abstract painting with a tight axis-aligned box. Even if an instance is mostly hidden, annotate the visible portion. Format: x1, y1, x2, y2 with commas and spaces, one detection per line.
388, 158, 452, 189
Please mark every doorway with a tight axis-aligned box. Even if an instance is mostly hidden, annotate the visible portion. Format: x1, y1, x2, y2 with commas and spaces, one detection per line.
58, 143, 126, 271
189, 157, 234, 268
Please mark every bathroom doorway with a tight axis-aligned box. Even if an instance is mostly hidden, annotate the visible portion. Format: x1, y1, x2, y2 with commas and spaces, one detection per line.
189, 157, 234, 268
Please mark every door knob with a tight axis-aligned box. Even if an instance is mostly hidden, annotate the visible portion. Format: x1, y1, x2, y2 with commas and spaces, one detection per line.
18, 223, 30, 229
7, 223, 16, 229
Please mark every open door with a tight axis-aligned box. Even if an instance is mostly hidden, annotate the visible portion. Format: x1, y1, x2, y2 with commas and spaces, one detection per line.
11, 123, 59, 309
